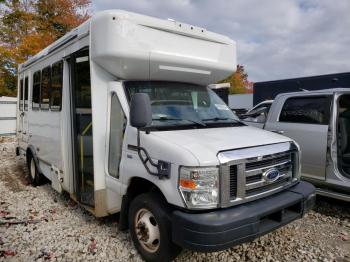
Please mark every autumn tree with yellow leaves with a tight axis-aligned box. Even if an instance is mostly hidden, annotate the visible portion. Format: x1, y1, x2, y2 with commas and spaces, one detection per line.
220, 64, 254, 94
0, 0, 91, 96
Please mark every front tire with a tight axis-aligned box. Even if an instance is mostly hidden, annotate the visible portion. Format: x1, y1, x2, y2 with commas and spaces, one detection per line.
128, 193, 181, 262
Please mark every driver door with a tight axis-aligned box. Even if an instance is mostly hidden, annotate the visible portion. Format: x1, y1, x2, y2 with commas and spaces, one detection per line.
265, 95, 331, 180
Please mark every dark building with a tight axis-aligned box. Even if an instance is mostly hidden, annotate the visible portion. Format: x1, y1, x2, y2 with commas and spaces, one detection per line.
253, 72, 350, 105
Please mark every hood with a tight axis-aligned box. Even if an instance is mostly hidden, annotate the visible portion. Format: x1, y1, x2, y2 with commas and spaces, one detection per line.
151, 125, 292, 165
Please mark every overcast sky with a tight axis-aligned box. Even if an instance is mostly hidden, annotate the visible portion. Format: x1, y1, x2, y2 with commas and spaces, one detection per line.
92, 0, 350, 82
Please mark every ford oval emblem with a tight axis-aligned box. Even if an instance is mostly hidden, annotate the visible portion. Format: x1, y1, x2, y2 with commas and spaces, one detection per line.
263, 168, 280, 183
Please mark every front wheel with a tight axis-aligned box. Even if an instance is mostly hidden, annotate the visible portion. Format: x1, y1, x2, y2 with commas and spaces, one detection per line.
128, 193, 181, 262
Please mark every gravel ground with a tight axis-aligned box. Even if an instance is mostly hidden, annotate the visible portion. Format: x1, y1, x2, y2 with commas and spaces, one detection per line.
1, 136, 350, 262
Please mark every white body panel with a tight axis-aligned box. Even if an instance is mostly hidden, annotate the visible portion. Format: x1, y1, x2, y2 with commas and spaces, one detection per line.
149, 126, 290, 165
91, 10, 236, 85
18, 27, 90, 188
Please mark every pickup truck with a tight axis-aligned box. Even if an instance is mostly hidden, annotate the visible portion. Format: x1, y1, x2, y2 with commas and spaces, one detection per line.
241, 88, 350, 202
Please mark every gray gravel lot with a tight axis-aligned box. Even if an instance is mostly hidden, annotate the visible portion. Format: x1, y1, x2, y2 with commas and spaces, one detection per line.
1, 136, 350, 262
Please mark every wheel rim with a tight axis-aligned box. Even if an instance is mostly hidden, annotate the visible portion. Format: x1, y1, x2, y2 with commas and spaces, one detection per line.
134, 208, 160, 253
30, 158, 36, 180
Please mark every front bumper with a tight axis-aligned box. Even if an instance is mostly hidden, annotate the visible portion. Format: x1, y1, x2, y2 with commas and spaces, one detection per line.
171, 181, 315, 252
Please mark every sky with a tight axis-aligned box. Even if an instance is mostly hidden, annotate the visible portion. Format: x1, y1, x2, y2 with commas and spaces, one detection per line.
91, 0, 350, 82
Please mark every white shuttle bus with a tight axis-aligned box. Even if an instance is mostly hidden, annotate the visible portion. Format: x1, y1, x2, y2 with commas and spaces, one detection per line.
16, 10, 315, 261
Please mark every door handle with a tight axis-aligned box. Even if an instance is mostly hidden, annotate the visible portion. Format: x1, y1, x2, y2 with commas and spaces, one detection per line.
20, 112, 25, 116
271, 130, 285, 135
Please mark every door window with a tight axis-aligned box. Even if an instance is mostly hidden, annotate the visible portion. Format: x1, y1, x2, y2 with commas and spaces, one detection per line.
108, 93, 126, 178
24, 76, 29, 111
279, 96, 331, 125
72, 50, 94, 206
19, 79, 23, 111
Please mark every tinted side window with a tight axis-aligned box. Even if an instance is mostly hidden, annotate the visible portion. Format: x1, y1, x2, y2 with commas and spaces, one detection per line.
50, 61, 63, 111
24, 76, 29, 111
32, 71, 41, 110
279, 96, 331, 124
19, 79, 23, 111
40, 66, 51, 110
75, 58, 91, 108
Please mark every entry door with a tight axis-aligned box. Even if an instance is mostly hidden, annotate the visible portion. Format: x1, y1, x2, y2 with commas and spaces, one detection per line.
265, 96, 332, 180
70, 49, 95, 207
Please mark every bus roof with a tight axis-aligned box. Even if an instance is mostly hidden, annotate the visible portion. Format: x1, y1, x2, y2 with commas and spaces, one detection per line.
20, 10, 237, 85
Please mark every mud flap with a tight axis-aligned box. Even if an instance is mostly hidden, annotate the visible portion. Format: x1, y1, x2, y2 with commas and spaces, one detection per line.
51, 166, 62, 193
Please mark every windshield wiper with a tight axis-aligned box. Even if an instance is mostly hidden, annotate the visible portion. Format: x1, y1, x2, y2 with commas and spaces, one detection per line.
202, 117, 230, 121
201, 117, 244, 126
152, 116, 206, 126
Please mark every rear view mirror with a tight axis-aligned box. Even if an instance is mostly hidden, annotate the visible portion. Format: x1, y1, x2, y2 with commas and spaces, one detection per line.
130, 93, 152, 128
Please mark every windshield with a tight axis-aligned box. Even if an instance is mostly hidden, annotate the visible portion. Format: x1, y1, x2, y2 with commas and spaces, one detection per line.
125, 81, 242, 130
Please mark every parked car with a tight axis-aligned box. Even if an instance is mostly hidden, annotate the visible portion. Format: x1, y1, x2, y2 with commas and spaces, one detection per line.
242, 89, 350, 202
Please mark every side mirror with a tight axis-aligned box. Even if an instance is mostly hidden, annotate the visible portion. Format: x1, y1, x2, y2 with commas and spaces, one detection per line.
256, 113, 267, 123
130, 93, 152, 128
243, 107, 267, 118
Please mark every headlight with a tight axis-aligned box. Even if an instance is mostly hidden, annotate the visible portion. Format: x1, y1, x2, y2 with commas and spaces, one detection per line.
179, 166, 219, 209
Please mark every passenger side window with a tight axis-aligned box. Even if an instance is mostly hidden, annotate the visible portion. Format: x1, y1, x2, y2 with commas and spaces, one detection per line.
50, 61, 63, 111
40, 66, 51, 110
108, 93, 126, 178
19, 79, 23, 111
24, 76, 29, 111
32, 71, 41, 110
279, 96, 331, 125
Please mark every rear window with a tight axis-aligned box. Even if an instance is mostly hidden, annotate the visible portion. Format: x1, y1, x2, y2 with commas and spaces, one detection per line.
279, 96, 331, 125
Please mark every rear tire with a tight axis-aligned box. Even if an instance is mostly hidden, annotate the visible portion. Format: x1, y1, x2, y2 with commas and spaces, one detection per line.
128, 192, 182, 262
27, 154, 42, 186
